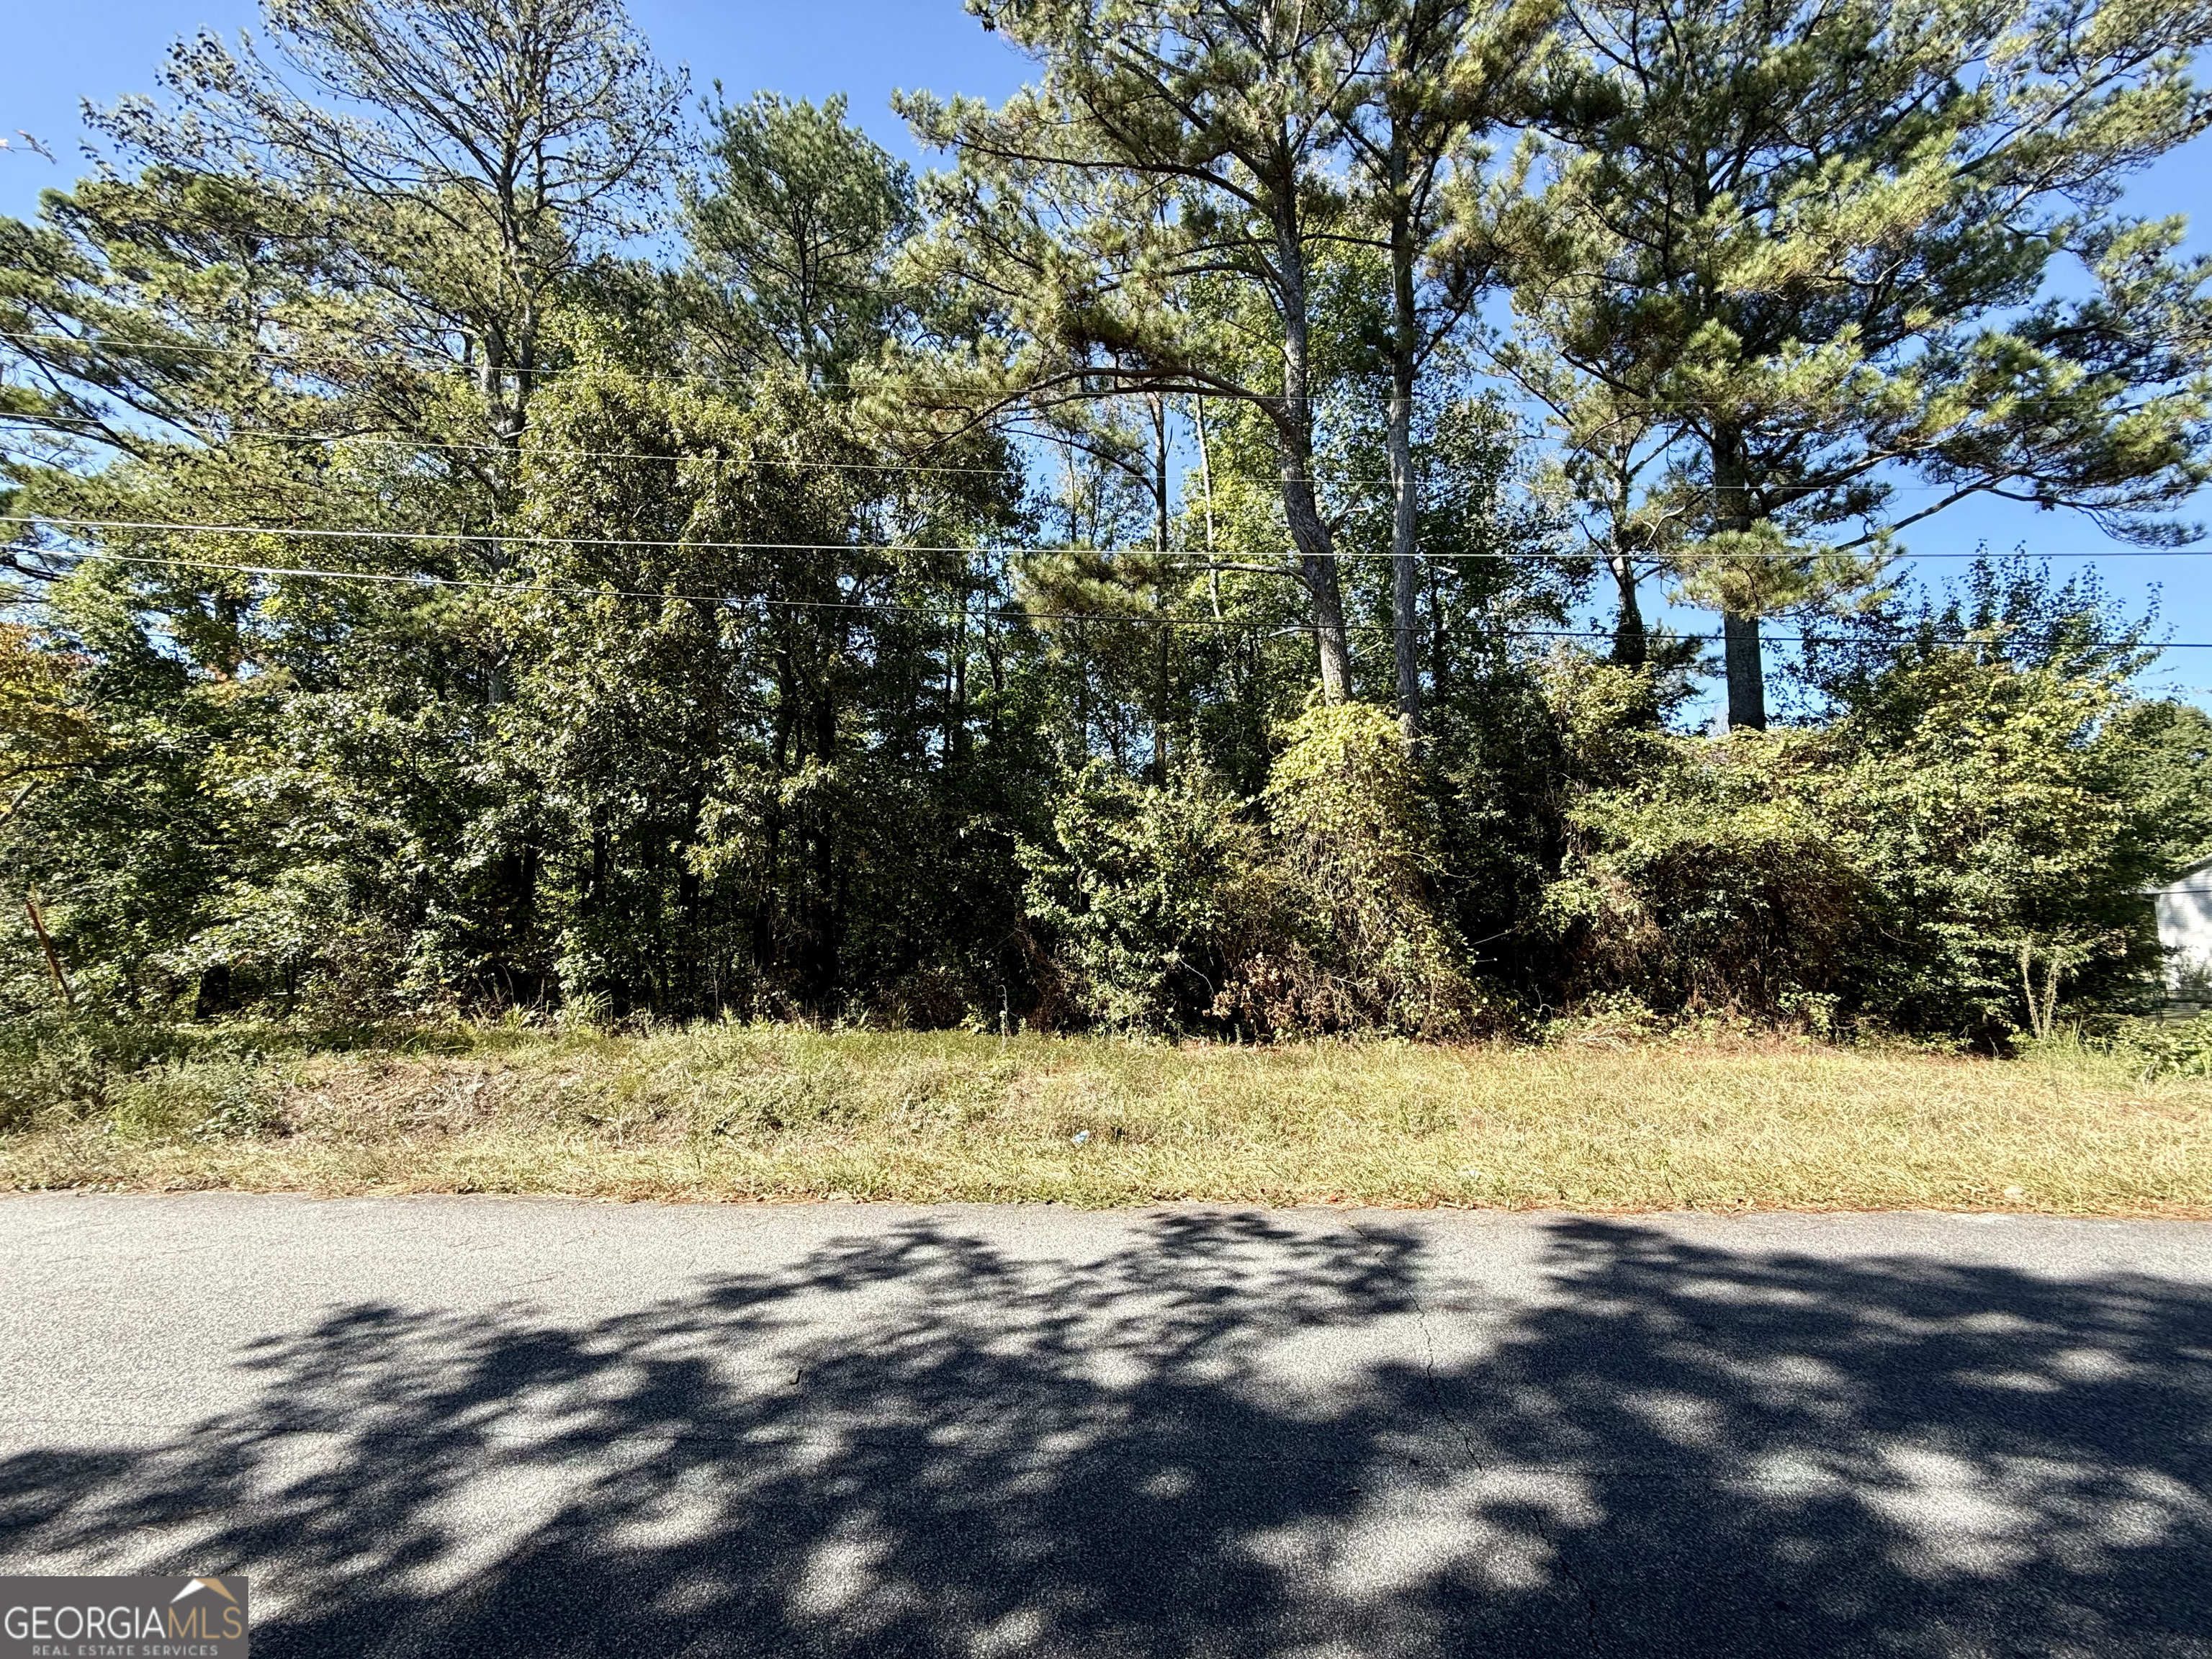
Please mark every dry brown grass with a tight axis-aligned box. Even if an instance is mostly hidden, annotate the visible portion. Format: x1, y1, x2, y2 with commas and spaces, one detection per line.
3, 1023, 2206, 1214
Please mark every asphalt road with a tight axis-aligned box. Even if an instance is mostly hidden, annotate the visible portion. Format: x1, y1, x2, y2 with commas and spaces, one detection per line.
1, 1196, 2207, 1658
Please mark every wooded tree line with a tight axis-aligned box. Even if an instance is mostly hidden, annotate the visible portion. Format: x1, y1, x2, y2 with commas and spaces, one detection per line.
5, 0, 2212, 1043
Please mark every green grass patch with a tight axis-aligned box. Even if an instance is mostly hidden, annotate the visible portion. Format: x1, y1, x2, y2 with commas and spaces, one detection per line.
1, 1021, 2206, 1214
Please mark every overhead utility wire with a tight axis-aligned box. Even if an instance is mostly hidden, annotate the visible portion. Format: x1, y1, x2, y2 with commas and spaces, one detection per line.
6, 406, 1995, 496
9, 544, 2206, 649
6, 513, 2207, 565
1, 546, 1517, 635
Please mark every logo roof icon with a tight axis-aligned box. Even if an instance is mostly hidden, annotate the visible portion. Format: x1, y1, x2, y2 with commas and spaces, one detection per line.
169, 1578, 241, 1608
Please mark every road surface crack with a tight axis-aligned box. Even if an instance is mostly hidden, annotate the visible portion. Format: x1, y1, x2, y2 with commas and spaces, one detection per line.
1556, 1545, 1605, 1657
1339, 1217, 1484, 1473
1412, 1296, 1486, 1472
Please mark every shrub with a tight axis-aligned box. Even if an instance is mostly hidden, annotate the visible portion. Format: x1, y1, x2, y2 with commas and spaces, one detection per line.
1020, 713, 1496, 1039
2105, 1012, 2212, 1079
1545, 647, 2172, 1040
1540, 732, 1869, 1021
1019, 760, 1282, 1033
1236, 704, 1490, 1038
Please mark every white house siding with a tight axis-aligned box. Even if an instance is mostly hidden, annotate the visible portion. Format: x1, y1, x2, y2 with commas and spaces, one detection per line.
2149, 858, 2212, 994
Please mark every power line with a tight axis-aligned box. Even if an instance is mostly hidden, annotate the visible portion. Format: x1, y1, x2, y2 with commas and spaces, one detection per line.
0, 545, 1483, 634
4, 402, 2059, 500
0, 512, 1047, 560
28, 547, 1061, 627
9, 544, 2208, 650
5, 512, 2208, 566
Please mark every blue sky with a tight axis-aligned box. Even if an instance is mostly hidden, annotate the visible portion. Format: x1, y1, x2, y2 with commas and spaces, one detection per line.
4, 1, 2210, 706
0, 0, 1031, 194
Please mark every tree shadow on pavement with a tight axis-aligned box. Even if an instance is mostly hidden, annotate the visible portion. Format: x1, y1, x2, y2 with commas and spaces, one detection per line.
2, 1213, 2207, 1658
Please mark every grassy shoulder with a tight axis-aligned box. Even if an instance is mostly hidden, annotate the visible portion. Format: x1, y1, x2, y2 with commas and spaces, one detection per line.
1, 1022, 2207, 1214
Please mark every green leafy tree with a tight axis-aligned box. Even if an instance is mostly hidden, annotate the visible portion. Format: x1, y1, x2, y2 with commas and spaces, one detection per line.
503, 360, 1026, 1019
2105, 699, 2212, 881
1548, 559, 2185, 1035
1020, 757, 1280, 1031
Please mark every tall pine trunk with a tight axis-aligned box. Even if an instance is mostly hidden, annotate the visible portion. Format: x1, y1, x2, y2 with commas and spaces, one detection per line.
1608, 552, 1648, 667
475, 312, 541, 997
1385, 131, 1422, 743
1274, 205, 1353, 702
1711, 425, 1766, 731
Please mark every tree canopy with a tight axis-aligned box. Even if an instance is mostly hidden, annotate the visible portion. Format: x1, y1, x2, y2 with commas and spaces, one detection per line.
4, 0, 2211, 1046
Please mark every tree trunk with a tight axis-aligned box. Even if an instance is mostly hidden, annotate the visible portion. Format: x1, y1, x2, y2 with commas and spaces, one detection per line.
1285, 481, 1354, 703
1385, 133, 1423, 743
1194, 397, 1220, 618
24, 890, 73, 1010
806, 667, 840, 1015
1608, 552, 1648, 667
1149, 392, 1171, 555
1151, 392, 1171, 781
1274, 208, 1354, 703
947, 598, 969, 768
1710, 426, 1766, 731
1723, 614, 1766, 731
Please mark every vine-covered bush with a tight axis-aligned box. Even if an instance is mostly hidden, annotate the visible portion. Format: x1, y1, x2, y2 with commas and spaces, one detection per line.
1020, 709, 1492, 1038
1543, 645, 2176, 1040
1239, 704, 1489, 1037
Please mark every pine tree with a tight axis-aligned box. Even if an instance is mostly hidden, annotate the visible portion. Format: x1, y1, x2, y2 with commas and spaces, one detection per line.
1337, 0, 1555, 739
1483, 0, 2212, 729
684, 93, 920, 387
897, 0, 1380, 702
